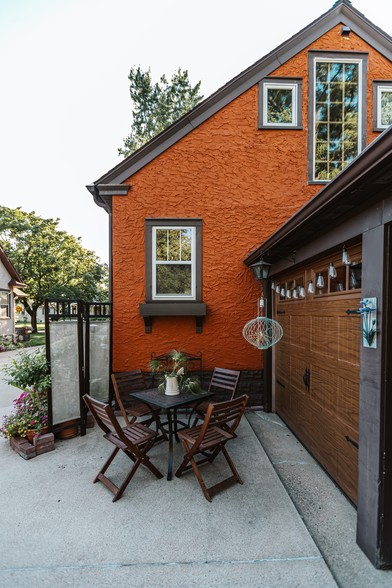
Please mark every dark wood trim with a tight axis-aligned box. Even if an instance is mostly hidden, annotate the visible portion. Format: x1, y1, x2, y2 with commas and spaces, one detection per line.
379, 222, 392, 565
263, 281, 273, 411
356, 224, 392, 568
139, 302, 207, 333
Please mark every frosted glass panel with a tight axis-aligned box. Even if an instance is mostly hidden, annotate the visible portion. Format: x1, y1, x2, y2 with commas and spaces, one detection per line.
49, 321, 81, 425
89, 321, 110, 401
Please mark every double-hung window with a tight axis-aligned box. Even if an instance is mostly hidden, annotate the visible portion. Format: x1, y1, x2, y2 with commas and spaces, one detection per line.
259, 77, 302, 129
0, 291, 11, 318
373, 81, 392, 131
309, 52, 367, 182
145, 219, 202, 302
153, 226, 195, 300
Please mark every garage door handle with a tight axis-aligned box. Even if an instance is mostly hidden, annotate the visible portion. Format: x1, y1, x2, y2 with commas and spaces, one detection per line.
345, 435, 359, 449
303, 368, 310, 390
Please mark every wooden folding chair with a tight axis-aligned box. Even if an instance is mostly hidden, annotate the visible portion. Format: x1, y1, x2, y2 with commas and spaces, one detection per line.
191, 367, 241, 425
175, 394, 249, 502
111, 370, 160, 426
83, 394, 163, 502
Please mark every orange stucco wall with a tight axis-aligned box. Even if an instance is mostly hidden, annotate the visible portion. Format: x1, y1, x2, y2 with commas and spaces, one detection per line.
112, 25, 392, 373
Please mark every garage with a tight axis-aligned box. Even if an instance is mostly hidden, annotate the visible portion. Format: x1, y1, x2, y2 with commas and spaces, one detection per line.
273, 244, 361, 503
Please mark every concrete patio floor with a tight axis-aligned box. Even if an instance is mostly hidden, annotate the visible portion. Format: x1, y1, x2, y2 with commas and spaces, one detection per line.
0, 350, 391, 587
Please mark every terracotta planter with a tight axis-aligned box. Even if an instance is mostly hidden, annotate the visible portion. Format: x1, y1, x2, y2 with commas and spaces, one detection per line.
26, 426, 49, 444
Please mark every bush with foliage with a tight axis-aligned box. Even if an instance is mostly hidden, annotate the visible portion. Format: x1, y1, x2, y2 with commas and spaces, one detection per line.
2, 350, 51, 391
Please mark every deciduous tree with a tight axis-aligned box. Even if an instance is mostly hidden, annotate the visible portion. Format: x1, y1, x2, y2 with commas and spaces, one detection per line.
0, 206, 108, 332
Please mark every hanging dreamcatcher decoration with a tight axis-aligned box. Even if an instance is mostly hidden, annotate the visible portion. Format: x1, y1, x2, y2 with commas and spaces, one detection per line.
243, 257, 283, 350
242, 297, 283, 350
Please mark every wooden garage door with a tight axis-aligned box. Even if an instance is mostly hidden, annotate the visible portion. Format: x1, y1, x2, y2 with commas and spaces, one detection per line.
274, 250, 361, 504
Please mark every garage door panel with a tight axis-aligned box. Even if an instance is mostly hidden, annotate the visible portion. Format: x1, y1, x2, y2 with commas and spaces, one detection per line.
338, 316, 361, 367
337, 377, 359, 431
335, 420, 359, 504
290, 354, 309, 395
290, 315, 309, 350
310, 364, 338, 416
311, 316, 337, 358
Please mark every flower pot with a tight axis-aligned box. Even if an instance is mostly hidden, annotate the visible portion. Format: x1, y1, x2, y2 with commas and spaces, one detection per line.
26, 426, 49, 444
165, 375, 180, 396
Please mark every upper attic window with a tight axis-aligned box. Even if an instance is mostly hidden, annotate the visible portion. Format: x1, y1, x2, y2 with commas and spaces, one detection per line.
308, 52, 367, 183
373, 81, 392, 131
258, 78, 302, 129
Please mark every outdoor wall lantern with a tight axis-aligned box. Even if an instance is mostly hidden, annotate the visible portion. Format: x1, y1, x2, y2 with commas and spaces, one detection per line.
250, 258, 272, 281
341, 25, 351, 38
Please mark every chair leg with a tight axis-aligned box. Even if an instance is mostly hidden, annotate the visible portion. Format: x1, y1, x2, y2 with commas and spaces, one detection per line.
93, 446, 119, 484
221, 445, 243, 485
112, 458, 143, 502
175, 442, 243, 502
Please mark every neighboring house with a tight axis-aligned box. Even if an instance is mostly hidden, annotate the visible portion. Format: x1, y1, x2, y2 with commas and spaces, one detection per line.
0, 246, 26, 339
87, 0, 392, 567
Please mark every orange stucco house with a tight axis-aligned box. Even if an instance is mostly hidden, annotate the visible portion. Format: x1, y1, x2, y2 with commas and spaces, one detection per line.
88, 1, 392, 565
88, 0, 392, 399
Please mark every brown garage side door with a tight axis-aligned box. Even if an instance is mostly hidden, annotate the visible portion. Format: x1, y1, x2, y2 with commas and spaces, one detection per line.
274, 292, 361, 504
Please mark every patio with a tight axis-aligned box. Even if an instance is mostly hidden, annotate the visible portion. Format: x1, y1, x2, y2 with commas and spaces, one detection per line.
1, 365, 391, 588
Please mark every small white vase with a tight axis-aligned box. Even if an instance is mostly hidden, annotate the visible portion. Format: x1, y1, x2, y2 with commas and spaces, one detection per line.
165, 375, 180, 395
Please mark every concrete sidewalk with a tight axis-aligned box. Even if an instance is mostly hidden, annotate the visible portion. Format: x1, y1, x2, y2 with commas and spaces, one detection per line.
0, 349, 391, 587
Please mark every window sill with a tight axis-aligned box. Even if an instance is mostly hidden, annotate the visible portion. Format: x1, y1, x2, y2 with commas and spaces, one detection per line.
139, 302, 207, 333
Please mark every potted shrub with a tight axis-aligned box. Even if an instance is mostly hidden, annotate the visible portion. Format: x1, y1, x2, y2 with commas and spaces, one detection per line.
1, 350, 51, 442
149, 350, 202, 396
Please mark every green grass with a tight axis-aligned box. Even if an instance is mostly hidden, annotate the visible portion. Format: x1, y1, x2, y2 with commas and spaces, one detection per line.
15, 323, 45, 348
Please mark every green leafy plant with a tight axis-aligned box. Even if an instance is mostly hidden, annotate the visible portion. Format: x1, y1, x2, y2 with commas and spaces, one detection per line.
0, 388, 48, 439
149, 350, 202, 394
2, 350, 51, 391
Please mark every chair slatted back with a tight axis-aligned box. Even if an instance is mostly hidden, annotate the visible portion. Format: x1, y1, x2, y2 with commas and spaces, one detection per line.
208, 367, 241, 400
200, 394, 249, 441
112, 370, 146, 403
83, 394, 127, 442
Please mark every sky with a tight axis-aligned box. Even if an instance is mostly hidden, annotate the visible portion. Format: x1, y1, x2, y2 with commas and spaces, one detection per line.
1, 0, 391, 263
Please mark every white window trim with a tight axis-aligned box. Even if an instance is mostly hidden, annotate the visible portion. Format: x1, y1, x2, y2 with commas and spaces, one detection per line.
262, 82, 298, 127
152, 226, 196, 301
312, 57, 363, 183
0, 291, 11, 319
377, 85, 392, 129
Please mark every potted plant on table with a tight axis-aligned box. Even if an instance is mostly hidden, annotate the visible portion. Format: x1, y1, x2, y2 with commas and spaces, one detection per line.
149, 350, 202, 396
0, 350, 51, 443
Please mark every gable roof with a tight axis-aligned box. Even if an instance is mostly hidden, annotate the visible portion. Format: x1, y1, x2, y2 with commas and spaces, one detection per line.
87, 0, 392, 213
0, 245, 26, 289
244, 124, 392, 270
